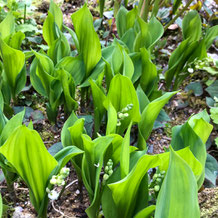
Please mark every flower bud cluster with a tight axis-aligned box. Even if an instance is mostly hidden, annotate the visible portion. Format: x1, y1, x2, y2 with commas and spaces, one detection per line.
46, 167, 70, 200
117, 104, 133, 126
187, 57, 214, 73
50, 167, 70, 186
149, 170, 165, 194
103, 159, 113, 184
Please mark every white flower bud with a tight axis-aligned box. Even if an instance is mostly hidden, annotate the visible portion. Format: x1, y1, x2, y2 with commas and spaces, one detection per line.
188, 68, 194, 73
154, 185, 160, 192
50, 176, 57, 185
48, 190, 59, 200
103, 174, 109, 181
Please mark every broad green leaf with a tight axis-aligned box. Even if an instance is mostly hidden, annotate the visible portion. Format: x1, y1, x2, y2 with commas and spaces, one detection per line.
0, 39, 25, 97
138, 92, 177, 150
58, 68, 78, 113
104, 74, 141, 134
120, 123, 132, 179
116, 6, 128, 38
0, 110, 25, 146
134, 205, 155, 218
171, 113, 213, 187
9, 31, 25, 50
68, 119, 85, 150
0, 12, 15, 41
49, 0, 63, 30
56, 55, 85, 85
64, 25, 80, 52
82, 135, 114, 218
53, 146, 84, 173
210, 107, 218, 124
136, 85, 150, 113
0, 193, 2, 217
108, 154, 161, 218
31, 51, 54, 96
155, 148, 200, 218
43, 11, 57, 47
0, 126, 58, 212
165, 39, 189, 88
61, 111, 78, 147
89, 79, 106, 134
134, 16, 164, 51
172, 0, 182, 14
204, 25, 218, 49
71, 4, 101, 77
139, 48, 157, 96
102, 150, 147, 218
182, 10, 202, 42
47, 33, 70, 65
205, 153, 218, 186
106, 102, 118, 135
205, 80, 218, 99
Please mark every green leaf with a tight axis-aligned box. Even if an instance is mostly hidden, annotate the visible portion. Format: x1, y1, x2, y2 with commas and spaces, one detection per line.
56, 55, 85, 85
71, 4, 101, 77
82, 135, 114, 218
61, 111, 78, 147
139, 48, 157, 96
49, 0, 63, 30
43, 12, 57, 47
136, 85, 150, 113
134, 16, 164, 51
116, 6, 128, 38
89, 79, 106, 134
138, 91, 177, 150
0, 38, 25, 97
182, 10, 202, 42
0, 12, 15, 41
120, 123, 132, 179
106, 102, 118, 135
171, 112, 213, 188
104, 74, 141, 134
0, 193, 2, 217
155, 148, 200, 218
206, 80, 218, 98
58, 68, 78, 113
205, 153, 218, 186
134, 205, 155, 218
210, 107, 218, 124
204, 25, 218, 49
0, 110, 25, 146
185, 82, 203, 96
47, 33, 70, 65
108, 154, 161, 218
9, 31, 25, 50
0, 125, 58, 212
31, 51, 54, 97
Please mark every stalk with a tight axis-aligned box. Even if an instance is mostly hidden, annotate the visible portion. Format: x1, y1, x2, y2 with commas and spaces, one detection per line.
24, 4, 27, 23
99, 0, 105, 18
140, 0, 151, 22
114, 0, 122, 17
164, 0, 194, 32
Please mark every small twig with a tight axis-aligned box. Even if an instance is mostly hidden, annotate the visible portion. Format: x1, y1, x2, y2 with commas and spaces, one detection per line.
51, 201, 71, 218
65, 179, 78, 189
0, 186, 28, 191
